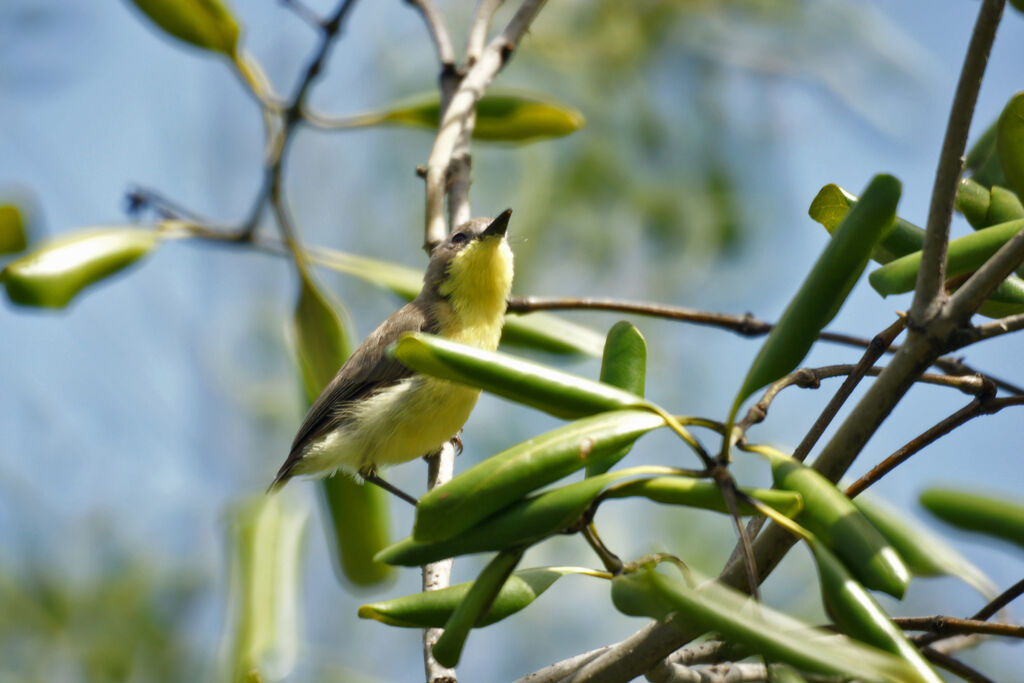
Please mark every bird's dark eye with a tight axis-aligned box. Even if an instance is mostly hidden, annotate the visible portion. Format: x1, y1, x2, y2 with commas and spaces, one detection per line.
451, 232, 469, 245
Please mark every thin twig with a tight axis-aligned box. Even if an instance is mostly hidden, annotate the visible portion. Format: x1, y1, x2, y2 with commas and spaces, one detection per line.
912, 0, 1005, 323
973, 577, 1024, 622
845, 394, 1024, 498
961, 311, 1024, 345
895, 616, 1024, 639
920, 648, 997, 683
405, 0, 457, 67
466, 0, 505, 65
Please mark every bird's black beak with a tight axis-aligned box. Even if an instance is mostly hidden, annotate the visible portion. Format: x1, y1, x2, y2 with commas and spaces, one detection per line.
482, 208, 512, 239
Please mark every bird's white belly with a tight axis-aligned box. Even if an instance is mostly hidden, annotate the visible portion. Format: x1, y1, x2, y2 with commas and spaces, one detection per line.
301, 376, 481, 475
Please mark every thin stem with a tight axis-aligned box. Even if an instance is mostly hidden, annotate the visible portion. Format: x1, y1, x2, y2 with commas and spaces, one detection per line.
405, 0, 457, 67
895, 616, 1024, 639
582, 524, 623, 575
920, 648, 997, 683
912, 0, 1005, 323
973, 577, 1024, 622
466, 0, 505, 65
962, 311, 1024, 345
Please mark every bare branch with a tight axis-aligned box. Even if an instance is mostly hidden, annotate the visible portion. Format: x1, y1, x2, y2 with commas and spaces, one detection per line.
895, 616, 1024, 639
912, 0, 1005, 323
466, 0, 505, 65
405, 0, 457, 68
422, 441, 459, 683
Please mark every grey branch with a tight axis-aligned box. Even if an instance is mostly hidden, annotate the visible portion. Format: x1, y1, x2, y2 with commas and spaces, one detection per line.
405, 0, 456, 67
466, 0, 506, 65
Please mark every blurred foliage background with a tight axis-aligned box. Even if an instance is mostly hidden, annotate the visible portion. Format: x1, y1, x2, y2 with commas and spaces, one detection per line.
1, 0, 1022, 680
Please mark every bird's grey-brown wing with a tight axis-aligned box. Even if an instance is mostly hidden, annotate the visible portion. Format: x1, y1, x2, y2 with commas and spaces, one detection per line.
273, 300, 438, 485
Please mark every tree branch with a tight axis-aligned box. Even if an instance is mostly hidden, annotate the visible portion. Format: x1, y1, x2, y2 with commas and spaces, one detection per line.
912, 0, 1005, 323
895, 616, 1024, 639
466, 0, 505, 66
405, 0, 457, 68
422, 441, 459, 683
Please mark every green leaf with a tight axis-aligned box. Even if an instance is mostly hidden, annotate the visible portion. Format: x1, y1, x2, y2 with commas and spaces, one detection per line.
997, 92, 1024, 201
394, 333, 644, 420
293, 271, 353, 404
385, 471, 634, 566
732, 174, 901, 423
611, 565, 921, 682
0, 204, 27, 255
225, 495, 306, 683
602, 477, 803, 517
341, 91, 586, 144
1, 227, 159, 308
589, 321, 648, 476
128, 0, 240, 56
432, 550, 524, 668
765, 450, 909, 598
955, 178, 1024, 232
868, 218, 1024, 297
808, 540, 942, 683
306, 245, 605, 356
920, 488, 1024, 550
852, 494, 996, 597
965, 119, 1008, 189
809, 184, 922, 264
358, 566, 586, 628
413, 410, 664, 543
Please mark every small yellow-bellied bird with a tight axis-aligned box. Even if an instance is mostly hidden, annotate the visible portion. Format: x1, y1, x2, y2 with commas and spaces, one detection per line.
270, 210, 514, 501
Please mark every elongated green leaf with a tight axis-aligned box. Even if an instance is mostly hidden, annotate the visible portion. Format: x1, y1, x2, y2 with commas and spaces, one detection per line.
129, 0, 240, 56
413, 410, 664, 543
853, 495, 996, 597
920, 488, 1024, 550
385, 471, 633, 565
611, 565, 920, 682
997, 92, 1024, 201
589, 322, 648, 476
814, 183, 1024, 315
732, 175, 900, 422
965, 119, 1008, 189
766, 450, 909, 598
808, 541, 942, 683
432, 550, 523, 668
0, 204, 27, 255
602, 477, 802, 517
359, 566, 586, 628
225, 496, 306, 683
306, 246, 604, 356
292, 271, 393, 587
956, 178, 1024, 232
869, 218, 1024, 296
394, 333, 644, 420
1, 228, 159, 308
339, 91, 585, 143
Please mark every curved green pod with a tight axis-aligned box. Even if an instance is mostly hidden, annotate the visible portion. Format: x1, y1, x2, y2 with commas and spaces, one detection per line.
589, 321, 648, 476
920, 488, 1024, 550
731, 175, 901, 423
853, 495, 995, 597
868, 218, 1024, 297
329, 91, 585, 144
359, 566, 582, 628
611, 565, 919, 682
997, 92, 1024, 201
2, 228, 160, 308
965, 119, 1008, 189
810, 541, 941, 683
431, 550, 523, 668
412, 410, 663, 543
0, 204, 27, 255
383, 472, 628, 566
767, 451, 909, 598
394, 333, 645, 420
808, 183, 922, 265
129, 0, 240, 56
956, 178, 1024, 231
602, 477, 802, 517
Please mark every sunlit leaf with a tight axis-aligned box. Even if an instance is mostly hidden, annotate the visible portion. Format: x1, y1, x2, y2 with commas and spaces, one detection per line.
128, 0, 240, 56
920, 488, 1024, 551
732, 175, 900, 423
1, 228, 159, 308
589, 322, 647, 475
997, 92, 1024, 201
412, 410, 664, 543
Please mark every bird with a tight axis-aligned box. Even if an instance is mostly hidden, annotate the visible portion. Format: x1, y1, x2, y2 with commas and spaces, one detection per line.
269, 209, 515, 502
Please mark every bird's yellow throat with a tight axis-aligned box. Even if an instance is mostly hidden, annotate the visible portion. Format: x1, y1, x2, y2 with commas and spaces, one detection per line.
437, 234, 514, 349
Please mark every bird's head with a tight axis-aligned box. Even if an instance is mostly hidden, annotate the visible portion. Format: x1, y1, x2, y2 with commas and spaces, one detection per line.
423, 209, 514, 316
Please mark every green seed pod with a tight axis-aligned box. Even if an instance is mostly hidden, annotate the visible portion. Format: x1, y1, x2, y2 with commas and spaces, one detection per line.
808, 183, 921, 265
768, 452, 909, 598
602, 477, 803, 517
920, 488, 1024, 550
431, 549, 523, 668
0, 204, 27, 255
589, 321, 648, 476
997, 92, 1024, 201
2, 228, 159, 308
413, 410, 664, 543
319, 476, 393, 587
129, 0, 240, 56
359, 566, 579, 628
809, 540, 942, 683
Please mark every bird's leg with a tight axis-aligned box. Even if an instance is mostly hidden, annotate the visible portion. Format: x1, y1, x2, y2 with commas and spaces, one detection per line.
451, 429, 464, 456
360, 468, 419, 506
